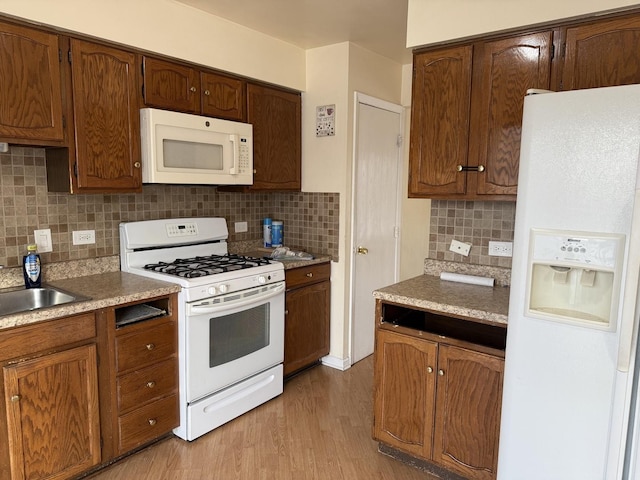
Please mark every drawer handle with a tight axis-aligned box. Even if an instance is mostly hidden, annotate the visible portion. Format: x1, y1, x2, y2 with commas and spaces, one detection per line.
148, 418, 157, 426
438, 369, 445, 376
146, 381, 156, 389
146, 343, 155, 351
306, 272, 313, 278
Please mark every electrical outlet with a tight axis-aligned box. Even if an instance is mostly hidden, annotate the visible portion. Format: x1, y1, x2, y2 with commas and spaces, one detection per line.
488, 241, 513, 257
234, 221, 248, 233
72, 230, 95, 245
449, 239, 472, 257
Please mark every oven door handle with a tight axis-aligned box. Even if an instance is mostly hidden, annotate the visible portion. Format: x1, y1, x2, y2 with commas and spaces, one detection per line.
189, 282, 285, 315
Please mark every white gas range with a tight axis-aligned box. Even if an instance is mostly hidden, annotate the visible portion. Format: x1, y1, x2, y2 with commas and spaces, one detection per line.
120, 217, 285, 441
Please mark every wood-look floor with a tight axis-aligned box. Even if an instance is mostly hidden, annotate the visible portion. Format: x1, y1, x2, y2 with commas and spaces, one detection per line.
87, 355, 435, 480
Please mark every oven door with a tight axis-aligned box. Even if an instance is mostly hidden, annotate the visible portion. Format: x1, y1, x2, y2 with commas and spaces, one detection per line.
185, 281, 285, 402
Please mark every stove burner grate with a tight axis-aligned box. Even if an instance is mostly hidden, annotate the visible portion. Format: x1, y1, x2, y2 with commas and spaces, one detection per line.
143, 254, 272, 278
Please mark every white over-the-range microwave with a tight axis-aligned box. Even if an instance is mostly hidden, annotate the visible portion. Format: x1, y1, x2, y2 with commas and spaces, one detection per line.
140, 108, 253, 185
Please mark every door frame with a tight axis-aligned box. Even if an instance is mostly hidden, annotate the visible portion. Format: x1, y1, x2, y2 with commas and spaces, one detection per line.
348, 92, 404, 364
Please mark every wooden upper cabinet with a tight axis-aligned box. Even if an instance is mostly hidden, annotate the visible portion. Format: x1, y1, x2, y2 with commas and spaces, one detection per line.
247, 83, 301, 191
142, 56, 246, 121
470, 32, 553, 196
142, 57, 200, 113
563, 15, 640, 90
201, 72, 245, 120
0, 21, 64, 143
69, 39, 141, 192
409, 46, 472, 197
409, 32, 553, 200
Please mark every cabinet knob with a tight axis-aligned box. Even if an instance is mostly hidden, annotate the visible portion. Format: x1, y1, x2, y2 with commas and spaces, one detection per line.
478, 165, 485, 172
190, 86, 197, 93
10, 395, 20, 403
438, 369, 445, 376
146, 343, 155, 351
306, 272, 313, 278
285, 310, 289, 315
146, 381, 156, 389
357, 246, 369, 255
134, 161, 141, 168
427, 367, 433, 374
456, 165, 463, 172
148, 418, 157, 426
457, 165, 485, 172
204, 90, 211, 96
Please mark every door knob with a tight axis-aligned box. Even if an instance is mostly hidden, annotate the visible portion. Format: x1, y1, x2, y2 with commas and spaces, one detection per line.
357, 246, 368, 255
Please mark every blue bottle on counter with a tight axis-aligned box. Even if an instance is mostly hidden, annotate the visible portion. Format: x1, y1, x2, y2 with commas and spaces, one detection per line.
263, 218, 272, 248
23, 244, 42, 288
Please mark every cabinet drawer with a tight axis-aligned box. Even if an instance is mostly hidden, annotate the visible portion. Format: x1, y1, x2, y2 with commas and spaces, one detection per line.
117, 358, 178, 413
285, 262, 330, 289
115, 321, 176, 373
118, 393, 179, 453
0, 312, 96, 361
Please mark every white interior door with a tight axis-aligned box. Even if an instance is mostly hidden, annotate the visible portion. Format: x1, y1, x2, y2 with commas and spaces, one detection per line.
351, 94, 403, 364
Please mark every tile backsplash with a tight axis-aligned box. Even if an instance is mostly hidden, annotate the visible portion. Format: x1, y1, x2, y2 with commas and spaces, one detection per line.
0, 147, 339, 268
429, 200, 516, 268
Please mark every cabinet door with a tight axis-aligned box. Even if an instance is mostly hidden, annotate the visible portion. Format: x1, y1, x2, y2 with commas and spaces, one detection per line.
201, 72, 245, 121
470, 32, 553, 196
3, 344, 100, 480
70, 39, 141, 191
409, 46, 472, 197
373, 329, 437, 459
432, 345, 504, 480
142, 57, 200, 114
247, 83, 301, 190
563, 16, 640, 91
0, 21, 64, 142
284, 280, 330, 376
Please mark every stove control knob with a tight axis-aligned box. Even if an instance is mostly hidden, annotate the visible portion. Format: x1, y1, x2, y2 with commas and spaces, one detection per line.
207, 286, 217, 295
257, 275, 267, 285
218, 284, 229, 293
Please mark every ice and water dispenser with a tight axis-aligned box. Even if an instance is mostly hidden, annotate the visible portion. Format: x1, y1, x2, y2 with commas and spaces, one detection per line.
526, 229, 625, 330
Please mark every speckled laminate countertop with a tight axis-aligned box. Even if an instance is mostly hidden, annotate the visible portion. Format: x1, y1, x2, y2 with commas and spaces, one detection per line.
373, 274, 509, 326
242, 248, 332, 270
0, 272, 181, 331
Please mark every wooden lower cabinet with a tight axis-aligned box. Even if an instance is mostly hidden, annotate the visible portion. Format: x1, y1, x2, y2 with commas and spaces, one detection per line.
99, 295, 179, 457
0, 313, 100, 480
284, 262, 331, 376
374, 326, 504, 480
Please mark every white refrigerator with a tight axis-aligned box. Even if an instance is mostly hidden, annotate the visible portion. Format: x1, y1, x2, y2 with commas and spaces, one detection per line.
498, 84, 640, 480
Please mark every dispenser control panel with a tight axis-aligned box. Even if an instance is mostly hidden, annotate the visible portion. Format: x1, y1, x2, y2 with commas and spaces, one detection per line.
531, 229, 623, 269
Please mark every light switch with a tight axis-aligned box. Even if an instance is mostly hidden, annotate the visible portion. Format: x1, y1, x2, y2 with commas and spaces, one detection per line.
34, 229, 53, 253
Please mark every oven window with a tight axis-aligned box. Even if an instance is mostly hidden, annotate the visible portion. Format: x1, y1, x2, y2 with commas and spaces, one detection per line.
209, 303, 270, 367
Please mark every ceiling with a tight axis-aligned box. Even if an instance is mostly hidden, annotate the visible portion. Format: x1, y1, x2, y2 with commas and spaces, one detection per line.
175, 0, 412, 64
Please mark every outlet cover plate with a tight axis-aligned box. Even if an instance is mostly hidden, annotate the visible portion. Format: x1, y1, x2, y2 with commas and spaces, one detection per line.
488, 241, 513, 257
72, 230, 96, 245
449, 239, 471, 256
34, 229, 53, 253
234, 221, 248, 233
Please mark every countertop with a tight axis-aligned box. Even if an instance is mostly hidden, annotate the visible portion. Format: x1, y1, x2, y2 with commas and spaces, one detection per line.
373, 274, 509, 326
0, 272, 181, 331
243, 248, 332, 270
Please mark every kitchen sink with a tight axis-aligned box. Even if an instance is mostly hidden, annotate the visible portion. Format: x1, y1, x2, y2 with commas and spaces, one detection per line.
0, 286, 91, 317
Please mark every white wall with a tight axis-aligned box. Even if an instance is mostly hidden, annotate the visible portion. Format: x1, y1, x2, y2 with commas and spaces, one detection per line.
303, 42, 408, 365
407, 0, 640, 47
0, 0, 306, 90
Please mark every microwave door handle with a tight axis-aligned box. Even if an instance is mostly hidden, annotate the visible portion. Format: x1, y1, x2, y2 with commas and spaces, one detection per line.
228, 134, 239, 175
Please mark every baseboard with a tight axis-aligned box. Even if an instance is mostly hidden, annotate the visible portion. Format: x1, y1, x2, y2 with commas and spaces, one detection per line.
320, 355, 351, 371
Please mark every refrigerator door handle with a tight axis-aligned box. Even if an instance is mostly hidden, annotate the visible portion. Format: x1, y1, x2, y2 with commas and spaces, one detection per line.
617, 189, 640, 372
